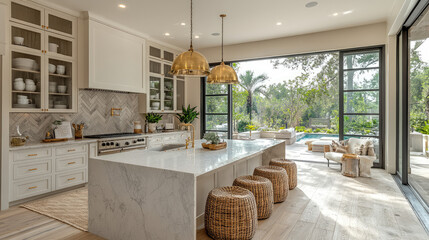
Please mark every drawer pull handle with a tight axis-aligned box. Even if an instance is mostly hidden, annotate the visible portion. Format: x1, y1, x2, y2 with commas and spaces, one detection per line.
28, 154, 38, 157
28, 186, 37, 189
68, 149, 76, 152
67, 177, 76, 181
28, 168, 38, 171
67, 162, 76, 165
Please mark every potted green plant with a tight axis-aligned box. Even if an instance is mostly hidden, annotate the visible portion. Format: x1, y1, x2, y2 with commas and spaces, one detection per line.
146, 113, 162, 133
176, 105, 199, 130
246, 124, 256, 139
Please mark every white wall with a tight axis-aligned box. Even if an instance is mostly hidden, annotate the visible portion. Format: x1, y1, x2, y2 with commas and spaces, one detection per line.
199, 22, 387, 63
185, 77, 201, 139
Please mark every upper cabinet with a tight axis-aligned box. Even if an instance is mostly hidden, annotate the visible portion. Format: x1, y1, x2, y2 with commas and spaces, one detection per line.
78, 16, 145, 93
139, 43, 185, 113
9, 0, 78, 113
11, 1, 76, 39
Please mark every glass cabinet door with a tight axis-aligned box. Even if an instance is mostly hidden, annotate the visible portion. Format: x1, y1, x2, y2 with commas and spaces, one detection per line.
46, 33, 74, 59
11, 23, 44, 54
11, 51, 43, 111
163, 50, 174, 62
47, 58, 74, 111
11, 1, 44, 29
163, 64, 174, 111
149, 76, 161, 111
149, 59, 162, 75
149, 46, 162, 59
176, 79, 185, 111
45, 9, 76, 38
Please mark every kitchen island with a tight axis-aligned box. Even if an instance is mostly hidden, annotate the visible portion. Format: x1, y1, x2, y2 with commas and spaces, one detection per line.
88, 139, 285, 240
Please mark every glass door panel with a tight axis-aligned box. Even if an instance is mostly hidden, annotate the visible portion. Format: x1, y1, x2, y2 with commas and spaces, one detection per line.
163, 78, 174, 111
176, 80, 185, 111
11, 51, 43, 110
149, 76, 161, 111
11, 23, 43, 52
340, 49, 383, 166
47, 34, 74, 59
48, 58, 73, 110
149, 60, 162, 75
46, 10, 75, 38
149, 46, 161, 59
11, 1, 43, 29
163, 50, 174, 62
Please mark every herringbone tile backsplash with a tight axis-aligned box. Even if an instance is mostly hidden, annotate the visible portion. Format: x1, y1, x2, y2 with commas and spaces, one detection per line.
10, 90, 145, 142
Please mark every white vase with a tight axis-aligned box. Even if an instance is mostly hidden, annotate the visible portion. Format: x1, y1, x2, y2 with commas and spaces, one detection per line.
148, 123, 157, 133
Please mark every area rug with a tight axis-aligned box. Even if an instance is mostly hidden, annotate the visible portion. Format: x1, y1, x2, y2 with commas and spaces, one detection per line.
20, 187, 88, 231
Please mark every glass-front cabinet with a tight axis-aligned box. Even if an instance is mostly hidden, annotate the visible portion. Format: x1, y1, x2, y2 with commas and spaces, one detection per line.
10, 0, 77, 112
145, 43, 185, 113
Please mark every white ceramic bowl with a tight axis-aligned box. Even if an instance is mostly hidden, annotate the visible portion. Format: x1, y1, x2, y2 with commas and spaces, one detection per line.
33, 62, 39, 71
13, 36, 24, 45
14, 78, 24, 82
56, 65, 66, 75
49, 81, 57, 86
13, 82, 25, 91
17, 98, 29, 104
57, 85, 67, 93
151, 102, 160, 107
49, 64, 56, 74
48, 43, 59, 53
17, 95, 27, 99
25, 79, 34, 84
25, 84, 36, 92
12, 58, 35, 70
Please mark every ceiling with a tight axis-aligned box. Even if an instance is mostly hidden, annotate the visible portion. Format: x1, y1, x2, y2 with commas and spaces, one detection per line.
44, 0, 397, 49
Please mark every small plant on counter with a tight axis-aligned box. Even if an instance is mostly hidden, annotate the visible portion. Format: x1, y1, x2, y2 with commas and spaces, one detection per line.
176, 105, 200, 124
246, 124, 257, 138
203, 132, 221, 145
146, 113, 163, 123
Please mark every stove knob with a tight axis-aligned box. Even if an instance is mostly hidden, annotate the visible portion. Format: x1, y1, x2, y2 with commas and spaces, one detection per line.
110, 142, 114, 145
116, 143, 120, 147
101, 143, 106, 147
125, 142, 130, 145
106, 142, 110, 146
133, 140, 137, 144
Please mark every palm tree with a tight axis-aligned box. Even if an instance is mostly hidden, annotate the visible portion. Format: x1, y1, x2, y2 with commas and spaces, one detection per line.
239, 70, 268, 121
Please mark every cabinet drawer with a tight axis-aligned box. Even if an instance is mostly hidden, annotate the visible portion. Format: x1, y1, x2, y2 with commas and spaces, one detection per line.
13, 176, 52, 201
56, 154, 86, 172
13, 159, 52, 180
55, 170, 85, 190
13, 148, 52, 162
56, 144, 87, 156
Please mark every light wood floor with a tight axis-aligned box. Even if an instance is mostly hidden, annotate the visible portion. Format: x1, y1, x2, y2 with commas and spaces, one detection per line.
0, 162, 427, 240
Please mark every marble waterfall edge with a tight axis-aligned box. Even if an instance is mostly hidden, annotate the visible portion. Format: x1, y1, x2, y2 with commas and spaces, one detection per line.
89, 159, 195, 240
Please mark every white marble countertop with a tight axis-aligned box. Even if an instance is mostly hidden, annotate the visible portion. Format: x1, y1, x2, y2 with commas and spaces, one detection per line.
9, 138, 98, 151
91, 139, 284, 176
9, 131, 188, 151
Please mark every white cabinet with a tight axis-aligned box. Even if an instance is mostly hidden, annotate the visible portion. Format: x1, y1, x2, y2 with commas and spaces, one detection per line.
9, 142, 94, 202
139, 43, 185, 113
9, 0, 78, 113
79, 17, 146, 93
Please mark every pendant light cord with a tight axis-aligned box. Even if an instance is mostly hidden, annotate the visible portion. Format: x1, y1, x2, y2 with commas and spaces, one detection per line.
190, 0, 193, 49
221, 15, 224, 62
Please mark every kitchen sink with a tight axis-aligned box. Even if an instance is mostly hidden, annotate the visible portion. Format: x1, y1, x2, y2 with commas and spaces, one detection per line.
154, 144, 187, 152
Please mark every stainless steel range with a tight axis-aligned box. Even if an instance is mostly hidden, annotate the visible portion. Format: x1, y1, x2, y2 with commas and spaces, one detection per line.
85, 133, 147, 155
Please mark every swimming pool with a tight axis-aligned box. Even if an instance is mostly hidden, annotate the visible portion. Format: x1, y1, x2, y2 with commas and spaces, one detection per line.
297, 133, 339, 142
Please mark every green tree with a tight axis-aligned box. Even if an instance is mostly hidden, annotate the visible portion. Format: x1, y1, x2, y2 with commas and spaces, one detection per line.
238, 70, 268, 122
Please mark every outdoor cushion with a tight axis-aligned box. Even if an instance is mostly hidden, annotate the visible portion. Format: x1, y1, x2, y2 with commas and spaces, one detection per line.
325, 152, 343, 163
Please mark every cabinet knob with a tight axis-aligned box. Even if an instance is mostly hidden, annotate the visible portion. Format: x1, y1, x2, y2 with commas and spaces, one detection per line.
46, 26, 49, 29
42, 25, 45, 28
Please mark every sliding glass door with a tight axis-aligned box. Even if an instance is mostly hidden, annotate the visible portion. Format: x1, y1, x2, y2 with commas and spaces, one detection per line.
340, 48, 385, 167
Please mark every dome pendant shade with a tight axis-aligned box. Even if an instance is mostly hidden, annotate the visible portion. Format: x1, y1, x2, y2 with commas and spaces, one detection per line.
207, 62, 238, 84
171, 47, 210, 76
207, 14, 238, 84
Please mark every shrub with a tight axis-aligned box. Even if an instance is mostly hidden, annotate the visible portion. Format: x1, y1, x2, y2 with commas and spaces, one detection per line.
295, 126, 306, 132
326, 129, 335, 134
314, 128, 322, 133
304, 128, 313, 133
237, 121, 250, 133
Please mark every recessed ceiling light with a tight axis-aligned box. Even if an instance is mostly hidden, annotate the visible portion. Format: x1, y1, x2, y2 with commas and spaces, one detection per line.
164, 32, 170, 36
211, 33, 220, 36
276, 22, 282, 26
180, 22, 186, 26
332, 13, 339, 16
343, 10, 353, 15
195, 35, 200, 39
305, 1, 318, 8
118, 4, 126, 8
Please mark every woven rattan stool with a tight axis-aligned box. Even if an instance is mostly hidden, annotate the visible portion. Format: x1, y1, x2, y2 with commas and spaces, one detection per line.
205, 186, 257, 240
233, 175, 274, 219
253, 166, 288, 203
269, 158, 298, 190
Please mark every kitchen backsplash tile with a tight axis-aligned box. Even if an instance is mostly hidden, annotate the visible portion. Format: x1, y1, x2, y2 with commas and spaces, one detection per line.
10, 89, 144, 142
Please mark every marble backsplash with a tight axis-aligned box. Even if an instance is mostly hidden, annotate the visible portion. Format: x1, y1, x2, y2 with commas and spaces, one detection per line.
10, 89, 146, 142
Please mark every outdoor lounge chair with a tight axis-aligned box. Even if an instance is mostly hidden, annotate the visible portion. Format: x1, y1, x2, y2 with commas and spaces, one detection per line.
324, 138, 376, 177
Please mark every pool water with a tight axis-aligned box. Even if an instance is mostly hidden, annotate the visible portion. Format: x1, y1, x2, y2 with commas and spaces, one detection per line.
297, 133, 339, 142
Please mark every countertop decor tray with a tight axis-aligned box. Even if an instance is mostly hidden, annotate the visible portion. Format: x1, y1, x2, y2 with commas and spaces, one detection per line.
42, 138, 68, 143
202, 142, 227, 150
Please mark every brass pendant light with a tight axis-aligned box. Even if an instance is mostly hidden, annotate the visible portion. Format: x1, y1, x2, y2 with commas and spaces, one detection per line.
170, 0, 210, 76
207, 14, 238, 84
